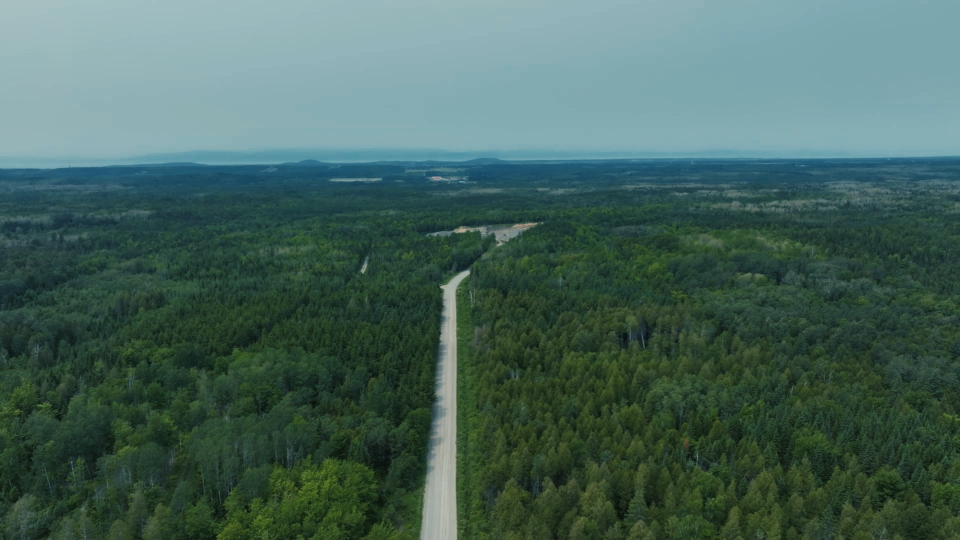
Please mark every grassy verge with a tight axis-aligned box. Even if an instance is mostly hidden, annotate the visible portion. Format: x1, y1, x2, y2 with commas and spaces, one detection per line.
456, 282, 492, 539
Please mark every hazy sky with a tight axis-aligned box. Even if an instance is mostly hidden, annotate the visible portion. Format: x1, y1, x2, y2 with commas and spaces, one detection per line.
2, 0, 958, 160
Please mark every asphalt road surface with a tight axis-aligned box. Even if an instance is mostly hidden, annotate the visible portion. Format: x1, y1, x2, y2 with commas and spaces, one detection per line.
420, 270, 470, 540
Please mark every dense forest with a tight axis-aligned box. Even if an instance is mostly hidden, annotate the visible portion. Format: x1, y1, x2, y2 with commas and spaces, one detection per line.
2, 157, 960, 539
0, 175, 494, 539
455, 162, 960, 540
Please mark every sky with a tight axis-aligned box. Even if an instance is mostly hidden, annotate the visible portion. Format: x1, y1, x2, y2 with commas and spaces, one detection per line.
1, 0, 959, 164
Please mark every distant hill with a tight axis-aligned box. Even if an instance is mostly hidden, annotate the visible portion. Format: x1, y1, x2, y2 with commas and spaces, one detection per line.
117, 162, 207, 168
461, 158, 506, 165
281, 159, 330, 167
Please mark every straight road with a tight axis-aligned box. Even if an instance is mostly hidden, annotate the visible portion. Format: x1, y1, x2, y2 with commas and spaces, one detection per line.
421, 270, 470, 540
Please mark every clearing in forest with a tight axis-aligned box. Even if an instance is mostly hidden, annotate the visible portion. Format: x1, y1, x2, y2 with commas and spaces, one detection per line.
427, 222, 538, 245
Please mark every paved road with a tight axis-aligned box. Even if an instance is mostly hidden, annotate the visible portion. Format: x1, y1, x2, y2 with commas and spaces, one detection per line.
421, 270, 470, 540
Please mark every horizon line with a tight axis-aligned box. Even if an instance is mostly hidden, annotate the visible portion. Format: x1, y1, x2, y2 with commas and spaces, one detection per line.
2, 148, 960, 169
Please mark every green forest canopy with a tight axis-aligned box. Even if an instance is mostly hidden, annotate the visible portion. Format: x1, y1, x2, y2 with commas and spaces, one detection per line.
1, 158, 960, 539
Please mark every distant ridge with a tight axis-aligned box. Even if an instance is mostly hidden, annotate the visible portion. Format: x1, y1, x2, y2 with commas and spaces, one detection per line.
113, 162, 207, 168
117, 149, 505, 165
115, 148, 865, 166
281, 159, 329, 167
7, 148, 960, 169
461, 157, 505, 165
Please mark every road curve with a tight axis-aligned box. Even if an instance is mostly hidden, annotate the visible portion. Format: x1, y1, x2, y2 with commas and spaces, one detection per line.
421, 270, 470, 540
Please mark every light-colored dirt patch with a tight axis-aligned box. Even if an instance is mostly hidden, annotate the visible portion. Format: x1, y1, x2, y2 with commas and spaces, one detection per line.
329, 178, 382, 182
428, 222, 539, 245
